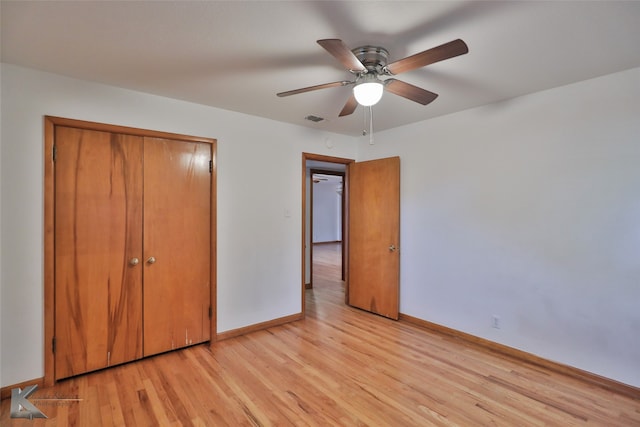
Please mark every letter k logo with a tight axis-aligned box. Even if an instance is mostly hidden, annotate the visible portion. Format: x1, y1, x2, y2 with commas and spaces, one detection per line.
10, 385, 48, 419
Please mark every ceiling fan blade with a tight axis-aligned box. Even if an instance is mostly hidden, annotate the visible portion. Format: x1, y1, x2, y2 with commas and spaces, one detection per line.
339, 95, 358, 117
384, 39, 468, 75
277, 81, 351, 97
317, 39, 367, 72
384, 79, 438, 105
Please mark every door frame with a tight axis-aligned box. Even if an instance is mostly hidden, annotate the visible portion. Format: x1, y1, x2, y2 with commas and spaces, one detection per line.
308, 168, 346, 289
301, 153, 354, 315
43, 116, 217, 386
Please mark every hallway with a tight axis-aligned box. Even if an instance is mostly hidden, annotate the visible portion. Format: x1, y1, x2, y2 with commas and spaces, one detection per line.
311, 242, 343, 289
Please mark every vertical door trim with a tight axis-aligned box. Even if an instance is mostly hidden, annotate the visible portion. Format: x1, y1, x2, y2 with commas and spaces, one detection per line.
43, 116, 217, 385
43, 118, 55, 386
301, 153, 354, 316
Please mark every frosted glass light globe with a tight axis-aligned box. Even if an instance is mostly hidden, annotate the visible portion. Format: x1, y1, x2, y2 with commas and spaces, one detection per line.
353, 82, 383, 106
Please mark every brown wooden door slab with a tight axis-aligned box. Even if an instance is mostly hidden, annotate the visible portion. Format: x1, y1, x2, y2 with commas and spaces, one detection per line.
54, 127, 143, 379
348, 157, 400, 319
142, 137, 212, 356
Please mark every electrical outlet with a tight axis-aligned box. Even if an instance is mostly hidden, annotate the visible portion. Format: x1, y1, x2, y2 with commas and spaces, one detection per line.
492, 315, 501, 329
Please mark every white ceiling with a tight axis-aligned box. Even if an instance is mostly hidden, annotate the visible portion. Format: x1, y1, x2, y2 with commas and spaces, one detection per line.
2, 1, 640, 136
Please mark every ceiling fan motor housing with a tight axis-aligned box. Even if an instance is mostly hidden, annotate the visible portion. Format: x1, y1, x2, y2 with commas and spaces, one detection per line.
351, 46, 389, 75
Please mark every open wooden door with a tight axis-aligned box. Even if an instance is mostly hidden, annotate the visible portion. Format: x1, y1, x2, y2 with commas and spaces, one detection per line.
348, 156, 400, 319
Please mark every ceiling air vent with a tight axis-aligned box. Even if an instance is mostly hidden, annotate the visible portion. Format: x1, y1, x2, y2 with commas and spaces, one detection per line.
305, 115, 325, 123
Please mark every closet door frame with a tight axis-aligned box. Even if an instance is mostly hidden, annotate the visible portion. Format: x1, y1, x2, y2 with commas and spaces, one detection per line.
44, 116, 217, 386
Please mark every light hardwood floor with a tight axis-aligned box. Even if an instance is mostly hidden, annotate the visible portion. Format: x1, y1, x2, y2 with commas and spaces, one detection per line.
2, 243, 639, 425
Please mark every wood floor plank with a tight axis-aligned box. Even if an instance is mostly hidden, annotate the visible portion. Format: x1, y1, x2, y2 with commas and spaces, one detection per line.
2, 243, 639, 425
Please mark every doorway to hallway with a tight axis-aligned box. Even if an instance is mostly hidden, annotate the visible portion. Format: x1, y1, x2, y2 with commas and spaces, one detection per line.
302, 153, 352, 314
301, 153, 400, 320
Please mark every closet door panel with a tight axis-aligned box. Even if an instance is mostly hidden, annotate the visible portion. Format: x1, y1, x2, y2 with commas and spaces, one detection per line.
54, 127, 143, 379
143, 137, 211, 356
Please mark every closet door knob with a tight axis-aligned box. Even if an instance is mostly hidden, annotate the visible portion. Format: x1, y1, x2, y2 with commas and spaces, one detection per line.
147, 256, 156, 264
129, 258, 140, 266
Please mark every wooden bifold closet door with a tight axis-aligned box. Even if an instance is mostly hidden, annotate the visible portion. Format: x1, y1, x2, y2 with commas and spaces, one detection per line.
142, 137, 211, 356
54, 127, 144, 379
53, 124, 212, 380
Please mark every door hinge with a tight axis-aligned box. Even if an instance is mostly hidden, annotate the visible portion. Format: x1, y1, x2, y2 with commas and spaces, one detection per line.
52, 337, 56, 353
209, 160, 213, 173
208, 306, 212, 319
52, 145, 57, 162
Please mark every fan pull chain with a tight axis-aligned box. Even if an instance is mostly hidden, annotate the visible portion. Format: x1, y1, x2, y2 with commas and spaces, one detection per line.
369, 105, 374, 145
361, 106, 375, 144
362, 106, 367, 136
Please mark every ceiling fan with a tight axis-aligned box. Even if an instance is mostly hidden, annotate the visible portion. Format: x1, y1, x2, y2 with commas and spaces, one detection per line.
277, 38, 468, 117
312, 173, 341, 183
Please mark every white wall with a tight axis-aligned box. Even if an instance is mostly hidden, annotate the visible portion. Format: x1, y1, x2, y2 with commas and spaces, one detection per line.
0, 63, 358, 387
312, 181, 342, 243
357, 67, 640, 387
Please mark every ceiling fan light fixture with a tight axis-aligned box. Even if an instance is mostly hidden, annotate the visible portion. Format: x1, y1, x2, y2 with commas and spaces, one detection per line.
279, 38, 468, 118
353, 79, 383, 106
